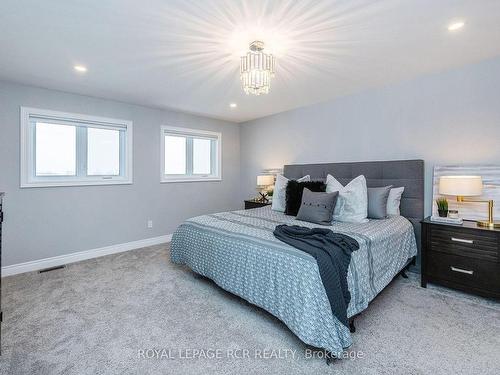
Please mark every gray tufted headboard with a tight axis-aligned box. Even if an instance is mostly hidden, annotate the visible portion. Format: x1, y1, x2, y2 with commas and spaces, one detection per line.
283, 159, 425, 250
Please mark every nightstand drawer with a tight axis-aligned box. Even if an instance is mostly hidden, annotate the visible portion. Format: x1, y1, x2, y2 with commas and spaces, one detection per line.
427, 251, 500, 291
430, 226, 498, 261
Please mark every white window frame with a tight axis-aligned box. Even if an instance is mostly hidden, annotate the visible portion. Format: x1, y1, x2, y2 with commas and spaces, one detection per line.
160, 125, 222, 183
20, 107, 133, 188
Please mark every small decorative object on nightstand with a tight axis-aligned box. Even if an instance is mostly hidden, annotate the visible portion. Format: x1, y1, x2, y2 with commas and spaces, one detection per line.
421, 217, 500, 299
244, 199, 271, 210
436, 197, 448, 217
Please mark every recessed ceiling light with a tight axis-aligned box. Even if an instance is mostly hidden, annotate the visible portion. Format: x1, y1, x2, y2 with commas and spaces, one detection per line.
448, 21, 465, 31
74, 65, 87, 73
229, 103, 237, 108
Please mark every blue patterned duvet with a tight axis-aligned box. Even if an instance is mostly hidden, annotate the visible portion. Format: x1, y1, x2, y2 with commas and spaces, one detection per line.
171, 206, 417, 354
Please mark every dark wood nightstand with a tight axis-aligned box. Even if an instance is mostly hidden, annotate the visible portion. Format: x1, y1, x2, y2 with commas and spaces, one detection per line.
244, 199, 271, 210
421, 217, 500, 299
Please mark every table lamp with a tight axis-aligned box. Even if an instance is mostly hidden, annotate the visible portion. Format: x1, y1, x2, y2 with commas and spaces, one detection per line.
439, 175, 500, 228
256, 175, 275, 202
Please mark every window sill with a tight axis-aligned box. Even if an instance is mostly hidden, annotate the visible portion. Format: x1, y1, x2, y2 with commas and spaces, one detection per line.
20, 179, 133, 188
160, 177, 222, 183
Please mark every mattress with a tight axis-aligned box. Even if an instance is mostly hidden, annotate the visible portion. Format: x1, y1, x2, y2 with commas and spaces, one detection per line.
171, 206, 417, 355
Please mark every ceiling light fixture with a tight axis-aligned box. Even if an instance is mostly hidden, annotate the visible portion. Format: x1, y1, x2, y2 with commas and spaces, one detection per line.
74, 65, 87, 73
448, 21, 465, 31
240, 41, 275, 95
229, 103, 237, 108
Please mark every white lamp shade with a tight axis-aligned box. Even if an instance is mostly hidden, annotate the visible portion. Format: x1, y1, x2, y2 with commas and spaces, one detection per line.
439, 175, 483, 196
257, 175, 274, 186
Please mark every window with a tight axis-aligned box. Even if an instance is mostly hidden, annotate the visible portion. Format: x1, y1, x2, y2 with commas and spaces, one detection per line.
20, 107, 133, 187
161, 126, 221, 182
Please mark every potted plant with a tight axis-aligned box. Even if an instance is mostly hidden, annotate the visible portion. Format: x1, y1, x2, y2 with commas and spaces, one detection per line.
267, 189, 273, 202
436, 198, 448, 217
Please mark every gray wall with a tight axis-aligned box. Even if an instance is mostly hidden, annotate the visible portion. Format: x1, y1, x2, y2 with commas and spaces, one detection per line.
3, 56, 500, 268
240, 56, 500, 217
0, 81, 240, 266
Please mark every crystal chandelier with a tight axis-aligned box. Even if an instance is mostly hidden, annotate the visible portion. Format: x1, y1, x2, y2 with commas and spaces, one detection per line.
240, 41, 276, 95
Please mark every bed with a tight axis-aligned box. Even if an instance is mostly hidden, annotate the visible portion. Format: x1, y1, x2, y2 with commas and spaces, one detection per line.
171, 159, 424, 355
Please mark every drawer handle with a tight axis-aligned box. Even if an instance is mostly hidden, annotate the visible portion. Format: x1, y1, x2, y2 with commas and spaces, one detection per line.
451, 237, 473, 244
450, 266, 474, 275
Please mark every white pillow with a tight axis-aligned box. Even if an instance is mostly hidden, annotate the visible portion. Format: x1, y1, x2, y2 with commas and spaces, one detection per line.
271, 174, 310, 212
387, 187, 405, 216
326, 174, 368, 223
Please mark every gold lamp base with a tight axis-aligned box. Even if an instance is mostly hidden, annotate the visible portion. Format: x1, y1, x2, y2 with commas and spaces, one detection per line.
456, 197, 500, 229
477, 220, 500, 229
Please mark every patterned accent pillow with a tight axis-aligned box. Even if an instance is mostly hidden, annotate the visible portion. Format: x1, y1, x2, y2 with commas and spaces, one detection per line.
326, 174, 368, 223
296, 189, 339, 225
285, 180, 326, 216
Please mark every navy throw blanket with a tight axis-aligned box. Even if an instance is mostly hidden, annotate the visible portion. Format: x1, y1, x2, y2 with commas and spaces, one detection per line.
273, 224, 359, 328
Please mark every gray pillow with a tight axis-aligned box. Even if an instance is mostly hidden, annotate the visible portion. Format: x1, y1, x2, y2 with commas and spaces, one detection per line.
296, 188, 339, 225
368, 185, 393, 219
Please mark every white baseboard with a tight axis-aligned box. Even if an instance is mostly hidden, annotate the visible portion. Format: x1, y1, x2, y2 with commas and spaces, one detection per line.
2, 234, 173, 277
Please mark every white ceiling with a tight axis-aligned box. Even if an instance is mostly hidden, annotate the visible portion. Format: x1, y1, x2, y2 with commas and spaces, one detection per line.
1, 0, 500, 123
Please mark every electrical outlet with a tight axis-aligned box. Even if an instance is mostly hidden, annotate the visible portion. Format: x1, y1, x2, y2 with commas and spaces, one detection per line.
147, 219, 153, 228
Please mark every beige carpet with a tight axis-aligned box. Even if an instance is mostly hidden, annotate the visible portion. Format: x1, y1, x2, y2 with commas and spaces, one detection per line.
1, 243, 499, 375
